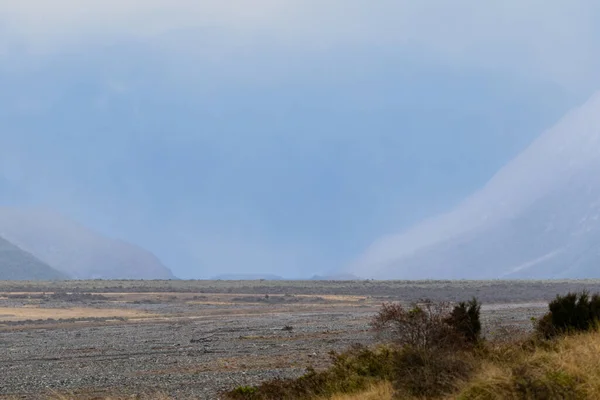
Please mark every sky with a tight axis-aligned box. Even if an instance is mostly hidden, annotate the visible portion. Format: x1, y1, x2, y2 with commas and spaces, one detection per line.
1, 1, 600, 278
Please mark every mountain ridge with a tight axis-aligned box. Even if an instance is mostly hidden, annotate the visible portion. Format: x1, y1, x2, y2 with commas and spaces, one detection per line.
0, 235, 67, 280
352, 91, 600, 279
0, 207, 175, 280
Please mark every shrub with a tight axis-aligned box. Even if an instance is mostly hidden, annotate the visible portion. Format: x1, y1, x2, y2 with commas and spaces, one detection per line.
372, 299, 457, 349
372, 298, 481, 349
224, 343, 477, 400
224, 345, 397, 400
535, 313, 559, 340
536, 291, 600, 338
445, 298, 482, 344
393, 346, 476, 398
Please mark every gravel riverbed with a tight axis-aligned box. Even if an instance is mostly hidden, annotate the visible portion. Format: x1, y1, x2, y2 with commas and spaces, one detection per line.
0, 280, 567, 399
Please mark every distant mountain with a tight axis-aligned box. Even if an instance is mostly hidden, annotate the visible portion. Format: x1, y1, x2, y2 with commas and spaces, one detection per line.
310, 273, 363, 281
0, 235, 67, 280
352, 91, 600, 279
212, 273, 284, 280
0, 208, 175, 279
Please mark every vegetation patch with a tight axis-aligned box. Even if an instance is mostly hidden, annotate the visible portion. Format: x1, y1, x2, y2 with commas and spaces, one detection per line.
225, 345, 397, 400
225, 298, 483, 399
535, 291, 600, 339
225, 292, 600, 400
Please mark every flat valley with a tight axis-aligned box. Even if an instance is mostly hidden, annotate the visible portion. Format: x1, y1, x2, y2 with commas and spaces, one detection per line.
2, 280, 600, 399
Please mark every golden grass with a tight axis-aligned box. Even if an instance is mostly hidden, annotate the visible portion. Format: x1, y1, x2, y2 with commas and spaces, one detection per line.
317, 331, 600, 400
319, 382, 395, 400
134, 352, 320, 376
0, 307, 151, 322
456, 330, 600, 399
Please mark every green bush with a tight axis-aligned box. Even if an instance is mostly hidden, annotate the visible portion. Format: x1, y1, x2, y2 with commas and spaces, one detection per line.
535, 313, 558, 340
536, 291, 600, 338
224, 345, 397, 400
445, 298, 482, 345
224, 343, 477, 400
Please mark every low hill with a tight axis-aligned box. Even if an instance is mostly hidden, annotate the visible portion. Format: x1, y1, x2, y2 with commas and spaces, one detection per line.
310, 273, 363, 281
0, 208, 175, 280
0, 235, 67, 280
212, 273, 284, 280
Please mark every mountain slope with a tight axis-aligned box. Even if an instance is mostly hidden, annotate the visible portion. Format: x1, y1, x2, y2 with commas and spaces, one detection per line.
352, 91, 600, 279
0, 208, 175, 280
0, 235, 67, 280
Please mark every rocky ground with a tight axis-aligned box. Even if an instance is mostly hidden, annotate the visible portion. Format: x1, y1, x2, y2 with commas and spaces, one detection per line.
0, 280, 586, 399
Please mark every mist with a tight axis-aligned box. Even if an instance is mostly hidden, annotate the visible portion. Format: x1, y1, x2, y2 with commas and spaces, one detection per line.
1, 1, 599, 278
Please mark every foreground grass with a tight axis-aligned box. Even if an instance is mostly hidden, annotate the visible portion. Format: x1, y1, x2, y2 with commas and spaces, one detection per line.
225, 329, 600, 400
331, 330, 600, 400
459, 330, 600, 399
322, 382, 395, 400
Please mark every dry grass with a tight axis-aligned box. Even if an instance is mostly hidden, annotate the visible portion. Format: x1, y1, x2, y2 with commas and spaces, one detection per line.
309, 331, 600, 400
134, 352, 321, 376
0, 307, 151, 322
456, 330, 600, 399
322, 382, 395, 400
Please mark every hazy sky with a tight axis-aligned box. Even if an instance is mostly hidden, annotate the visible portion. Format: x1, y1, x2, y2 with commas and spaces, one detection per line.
1, 1, 599, 278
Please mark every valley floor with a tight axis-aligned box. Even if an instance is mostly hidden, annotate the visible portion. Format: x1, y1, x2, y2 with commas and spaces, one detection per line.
1, 280, 598, 399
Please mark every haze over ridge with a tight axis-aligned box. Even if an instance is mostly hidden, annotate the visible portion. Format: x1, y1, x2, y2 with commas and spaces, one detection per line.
352, 91, 600, 279
1, 2, 600, 278
0, 207, 175, 280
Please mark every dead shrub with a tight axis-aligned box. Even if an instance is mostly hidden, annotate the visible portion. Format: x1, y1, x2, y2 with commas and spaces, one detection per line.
371, 299, 479, 350
372, 300, 452, 349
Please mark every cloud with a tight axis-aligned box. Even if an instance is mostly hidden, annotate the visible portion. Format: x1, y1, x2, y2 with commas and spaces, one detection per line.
1, 1, 599, 90
1, 1, 262, 32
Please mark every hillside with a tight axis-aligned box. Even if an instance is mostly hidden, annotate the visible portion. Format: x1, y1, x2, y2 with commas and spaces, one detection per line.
212, 274, 284, 280
352, 91, 600, 279
310, 273, 362, 281
0, 235, 67, 280
0, 208, 175, 280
